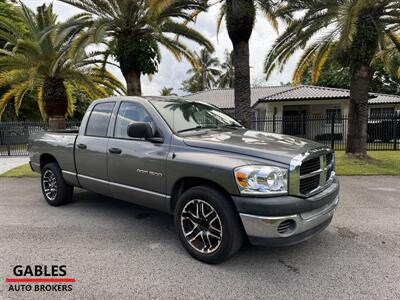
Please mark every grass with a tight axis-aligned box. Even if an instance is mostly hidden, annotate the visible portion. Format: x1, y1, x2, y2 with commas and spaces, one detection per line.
1, 152, 399, 178
335, 151, 400, 176
0, 163, 39, 178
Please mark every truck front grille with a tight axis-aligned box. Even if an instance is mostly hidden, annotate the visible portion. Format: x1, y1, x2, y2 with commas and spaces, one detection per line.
290, 149, 335, 197
300, 174, 320, 194
300, 157, 320, 175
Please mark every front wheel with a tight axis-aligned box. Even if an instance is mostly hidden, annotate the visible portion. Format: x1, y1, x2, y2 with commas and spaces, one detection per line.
174, 186, 244, 264
41, 162, 73, 206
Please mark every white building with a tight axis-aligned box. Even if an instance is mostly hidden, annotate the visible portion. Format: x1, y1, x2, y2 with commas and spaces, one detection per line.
184, 85, 400, 140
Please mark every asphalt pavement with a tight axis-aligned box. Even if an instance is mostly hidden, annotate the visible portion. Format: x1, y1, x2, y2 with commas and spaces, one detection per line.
0, 176, 399, 299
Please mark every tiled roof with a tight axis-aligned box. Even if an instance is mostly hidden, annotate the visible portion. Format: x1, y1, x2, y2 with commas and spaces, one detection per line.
259, 85, 350, 102
369, 93, 400, 105
183, 86, 293, 109
183, 85, 400, 109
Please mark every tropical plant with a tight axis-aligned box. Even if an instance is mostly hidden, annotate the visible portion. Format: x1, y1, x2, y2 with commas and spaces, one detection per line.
187, 48, 221, 89
301, 55, 400, 95
211, 0, 286, 127
59, 0, 214, 96
0, 3, 125, 129
264, 0, 400, 155
160, 87, 177, 96
218, 50, 234, 88
181, 76, 203, 94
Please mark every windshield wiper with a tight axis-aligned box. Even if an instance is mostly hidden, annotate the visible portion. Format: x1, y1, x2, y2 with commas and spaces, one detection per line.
177, 125, 217, 133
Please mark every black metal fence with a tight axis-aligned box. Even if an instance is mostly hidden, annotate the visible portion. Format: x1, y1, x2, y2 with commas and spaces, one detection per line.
252, 113, 400, 151
0, 121, 80, 156
0, 113, 399, 156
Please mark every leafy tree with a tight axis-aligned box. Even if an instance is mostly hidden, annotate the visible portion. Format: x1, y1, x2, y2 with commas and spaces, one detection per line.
181, 77, 203, 94
0, 3, 125, 129
218, 50, 234, 88
59, 0, 214, 96
160, 87, 177, 96
301, 56, 400, 96
181, 48, 221, 93
264, 0, 400, 156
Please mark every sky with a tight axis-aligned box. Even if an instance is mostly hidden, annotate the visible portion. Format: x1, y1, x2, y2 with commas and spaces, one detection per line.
24, 0, 300, 96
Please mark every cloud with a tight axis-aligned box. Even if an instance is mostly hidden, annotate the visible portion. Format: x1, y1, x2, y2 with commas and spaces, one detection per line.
24, 1, 297, 95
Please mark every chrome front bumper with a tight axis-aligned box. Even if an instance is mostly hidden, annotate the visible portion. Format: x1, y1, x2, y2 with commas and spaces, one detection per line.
240, 195, 339, 240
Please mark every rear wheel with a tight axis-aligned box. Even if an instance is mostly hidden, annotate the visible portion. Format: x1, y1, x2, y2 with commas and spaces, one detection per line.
41, 162, 73, 206
174, 186, 244, 264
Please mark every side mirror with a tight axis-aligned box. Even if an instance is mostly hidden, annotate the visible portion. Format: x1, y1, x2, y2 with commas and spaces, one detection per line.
127, 122, 154, 139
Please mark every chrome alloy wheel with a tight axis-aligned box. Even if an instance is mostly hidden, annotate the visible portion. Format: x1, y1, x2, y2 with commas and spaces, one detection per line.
181, 199, 223, 254
42, 170, 58, 201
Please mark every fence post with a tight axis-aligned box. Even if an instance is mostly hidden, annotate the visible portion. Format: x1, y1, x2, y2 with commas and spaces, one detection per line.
394, 113, 398, 151
273, 114, 276, 133
331, 113, 335, 150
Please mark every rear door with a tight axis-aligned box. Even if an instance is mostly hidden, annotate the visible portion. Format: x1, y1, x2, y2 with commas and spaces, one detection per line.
75, 101, 115, 196
107, 101, 169, 211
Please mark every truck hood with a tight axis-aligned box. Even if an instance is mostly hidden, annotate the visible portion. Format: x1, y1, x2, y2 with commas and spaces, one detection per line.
183, 129, 325, 165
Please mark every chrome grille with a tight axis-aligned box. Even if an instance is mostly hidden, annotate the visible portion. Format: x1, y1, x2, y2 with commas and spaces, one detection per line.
289, 149, 335, 197
300, 174, 320, 194
300, 157, 320, 175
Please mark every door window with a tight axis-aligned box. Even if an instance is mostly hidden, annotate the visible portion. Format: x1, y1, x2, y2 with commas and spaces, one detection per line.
114, 102, 154, 139
85, 102, 115, 137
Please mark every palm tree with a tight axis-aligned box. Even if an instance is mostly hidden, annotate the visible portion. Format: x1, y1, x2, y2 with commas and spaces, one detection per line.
214, 0, 285, 127
187, 48, 221, 90
0, 3, 125, 129
160, 87, 177, 96
59, 0, 214, 96
218, 50, 234, 88
264, 0, 400, 156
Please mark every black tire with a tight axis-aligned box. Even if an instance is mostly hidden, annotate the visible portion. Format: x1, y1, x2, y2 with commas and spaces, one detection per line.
41, 162, 73, 206
174, 186, 244, 264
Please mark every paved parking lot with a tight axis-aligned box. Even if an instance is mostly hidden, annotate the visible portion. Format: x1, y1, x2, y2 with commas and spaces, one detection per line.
0, 176, 399, 299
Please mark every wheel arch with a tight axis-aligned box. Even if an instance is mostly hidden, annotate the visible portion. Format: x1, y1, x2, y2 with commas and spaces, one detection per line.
169, 177, 235, 213
40, 153, 59, 170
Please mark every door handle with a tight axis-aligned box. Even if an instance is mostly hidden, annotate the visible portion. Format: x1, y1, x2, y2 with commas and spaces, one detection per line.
109, 147, 122, 154
77, 143, 87, 149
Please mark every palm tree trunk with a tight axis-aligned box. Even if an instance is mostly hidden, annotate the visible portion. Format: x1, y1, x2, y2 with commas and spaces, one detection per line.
346, 63, 371, 156
48, 115, 66, 130
125, 69, 142, 96
43, 77, 68, 130
226, 0, 255, 128
233, 41, 252, 128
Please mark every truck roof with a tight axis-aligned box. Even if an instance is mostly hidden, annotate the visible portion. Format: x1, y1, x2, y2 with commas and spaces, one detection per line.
95, 96, 190, 103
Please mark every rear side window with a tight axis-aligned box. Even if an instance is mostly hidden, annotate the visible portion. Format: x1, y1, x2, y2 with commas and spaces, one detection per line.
85, 102, 115, 137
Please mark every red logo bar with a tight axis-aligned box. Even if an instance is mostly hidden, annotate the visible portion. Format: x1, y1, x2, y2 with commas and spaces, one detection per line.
5, 278, 76, 283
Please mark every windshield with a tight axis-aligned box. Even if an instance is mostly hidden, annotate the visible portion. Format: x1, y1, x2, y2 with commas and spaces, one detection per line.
150, 100, 243, 134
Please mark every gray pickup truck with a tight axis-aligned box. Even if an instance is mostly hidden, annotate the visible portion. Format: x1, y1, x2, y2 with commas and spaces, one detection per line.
29, 96, 339, 263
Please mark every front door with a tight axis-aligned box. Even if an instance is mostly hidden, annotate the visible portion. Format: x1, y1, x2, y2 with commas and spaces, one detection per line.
107, 101, 169, 211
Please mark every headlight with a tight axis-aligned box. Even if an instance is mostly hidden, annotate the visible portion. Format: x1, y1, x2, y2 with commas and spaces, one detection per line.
234, 166, 288, 196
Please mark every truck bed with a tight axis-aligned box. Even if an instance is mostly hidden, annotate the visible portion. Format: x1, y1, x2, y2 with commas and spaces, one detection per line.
28, 131, 78, 174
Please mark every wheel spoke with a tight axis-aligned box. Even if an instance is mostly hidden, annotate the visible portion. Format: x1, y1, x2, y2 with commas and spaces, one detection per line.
200, 231, 207, 251
207, 231, 221, 241
210, 223, 221, 234
184, 225, 199, 237
205, 231, 212, 249
189, 231, 201, 243
206, 211, 217, 222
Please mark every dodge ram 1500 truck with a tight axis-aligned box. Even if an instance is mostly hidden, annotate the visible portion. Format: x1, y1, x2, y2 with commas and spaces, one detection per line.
29, 96, 339, 263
